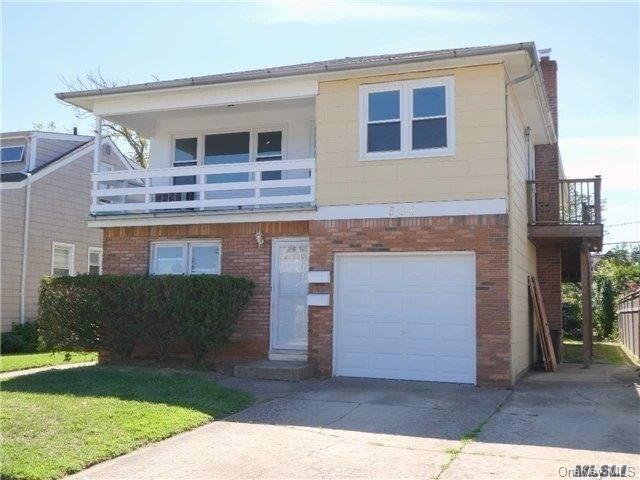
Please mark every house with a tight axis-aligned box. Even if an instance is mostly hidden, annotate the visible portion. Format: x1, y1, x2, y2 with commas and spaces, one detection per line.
55, 42, 603, 386
0, 131, 132, 332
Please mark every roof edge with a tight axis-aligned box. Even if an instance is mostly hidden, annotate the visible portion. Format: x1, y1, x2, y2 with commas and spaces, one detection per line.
56, 42, 538, 100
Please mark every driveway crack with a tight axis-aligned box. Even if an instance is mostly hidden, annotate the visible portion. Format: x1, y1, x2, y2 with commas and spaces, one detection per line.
433, 389, 514, 479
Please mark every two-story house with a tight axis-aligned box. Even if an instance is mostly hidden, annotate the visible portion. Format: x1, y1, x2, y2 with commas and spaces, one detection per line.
0, 131, 132, 332
56, 42, 603, 386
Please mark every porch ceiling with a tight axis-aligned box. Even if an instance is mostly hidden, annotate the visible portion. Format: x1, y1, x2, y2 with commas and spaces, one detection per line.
106, 97, 316, 137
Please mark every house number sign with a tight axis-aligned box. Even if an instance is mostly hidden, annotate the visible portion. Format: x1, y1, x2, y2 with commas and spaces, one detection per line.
387, 204, 417, 218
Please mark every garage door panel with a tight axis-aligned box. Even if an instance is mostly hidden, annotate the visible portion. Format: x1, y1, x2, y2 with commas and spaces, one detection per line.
342, 318, 370, 339
404, 322, 437, 339
335, 254, 476, 384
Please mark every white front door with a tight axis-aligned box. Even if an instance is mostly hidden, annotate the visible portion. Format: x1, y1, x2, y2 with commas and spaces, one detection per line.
270, 239, 309, 357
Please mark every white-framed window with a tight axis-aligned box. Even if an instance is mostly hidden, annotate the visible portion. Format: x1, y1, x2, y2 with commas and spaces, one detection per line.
51, 242, 75, 277
88, 247, 103, 275
359, 77, 455, 160
0, 145, 25, 163
150, 240, 221, 275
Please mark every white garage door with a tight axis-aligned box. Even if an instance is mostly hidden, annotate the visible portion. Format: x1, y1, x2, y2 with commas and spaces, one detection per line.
334, 253, 476, 384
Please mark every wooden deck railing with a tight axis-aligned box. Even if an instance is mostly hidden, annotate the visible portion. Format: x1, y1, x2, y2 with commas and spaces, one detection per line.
526, 177, 602, 225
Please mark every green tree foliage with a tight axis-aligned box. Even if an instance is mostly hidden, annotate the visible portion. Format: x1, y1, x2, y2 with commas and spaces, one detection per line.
562, 245, 640, 341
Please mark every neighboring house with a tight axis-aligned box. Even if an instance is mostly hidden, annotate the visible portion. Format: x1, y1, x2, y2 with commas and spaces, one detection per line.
0, 131, 132, 332
56, 42, 603, 386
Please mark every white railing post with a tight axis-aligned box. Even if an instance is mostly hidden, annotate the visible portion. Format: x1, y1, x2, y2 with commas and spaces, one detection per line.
92, 116, 102, 213
254, 165, 261, 209
199, 173, 205, 211
310, 159, 316, 206
144, 177, 151, 213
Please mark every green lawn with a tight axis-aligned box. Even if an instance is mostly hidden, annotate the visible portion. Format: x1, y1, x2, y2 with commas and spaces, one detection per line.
0, 352, 98, 373
563, 340, 639, 366
0, 366, 252, 480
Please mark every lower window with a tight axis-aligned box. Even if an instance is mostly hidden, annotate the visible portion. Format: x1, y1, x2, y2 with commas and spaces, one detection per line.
51, 242, 74, 277
151, 241, 221, 275
88, 247, 103, 275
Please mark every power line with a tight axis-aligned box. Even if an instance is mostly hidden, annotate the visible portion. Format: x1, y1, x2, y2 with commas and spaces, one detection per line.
606, 221, 640, 227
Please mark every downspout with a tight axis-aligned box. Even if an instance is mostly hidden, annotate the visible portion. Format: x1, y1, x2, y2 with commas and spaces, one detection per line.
19, 172, 32, 325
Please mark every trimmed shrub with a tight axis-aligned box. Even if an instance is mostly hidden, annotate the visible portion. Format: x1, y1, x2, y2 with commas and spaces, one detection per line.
38, 274, 255, 364
1, 321, 42, 353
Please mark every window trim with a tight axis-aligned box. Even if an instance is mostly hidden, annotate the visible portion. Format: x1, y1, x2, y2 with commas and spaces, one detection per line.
150, 240, 222, 275
51, 242, 75, 276
88, 247, 103, 275
170, 125, 289, 167
0, 145, 25, 164
358, 76, 455, 161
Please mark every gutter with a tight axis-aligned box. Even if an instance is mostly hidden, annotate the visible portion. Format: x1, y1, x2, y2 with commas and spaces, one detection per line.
19, 173, 32, 325
55, 42, 540, 100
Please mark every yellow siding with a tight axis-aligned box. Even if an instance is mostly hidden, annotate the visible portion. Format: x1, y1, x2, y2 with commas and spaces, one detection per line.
315, 64, 508, 205
507, 86, 538, 380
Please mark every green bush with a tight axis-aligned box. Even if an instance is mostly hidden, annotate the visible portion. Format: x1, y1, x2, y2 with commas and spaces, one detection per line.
38, 275, 255, 364
1, 321, 42, 353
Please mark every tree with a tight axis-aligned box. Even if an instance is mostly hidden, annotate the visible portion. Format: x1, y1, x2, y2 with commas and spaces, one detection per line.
598, 279, 616, 339
60, 70, 150, 168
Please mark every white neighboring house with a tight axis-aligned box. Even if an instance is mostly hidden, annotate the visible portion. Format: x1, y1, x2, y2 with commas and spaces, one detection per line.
0, 131, 134, 332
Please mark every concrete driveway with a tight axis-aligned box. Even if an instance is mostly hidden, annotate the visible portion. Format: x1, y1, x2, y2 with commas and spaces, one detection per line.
71, 364, 639, 479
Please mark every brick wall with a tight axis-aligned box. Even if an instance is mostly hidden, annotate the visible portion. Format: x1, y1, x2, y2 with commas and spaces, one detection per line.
308, 215, 511, 387
536, 246, 562, 341
103, 222, 309, 363
540, 57, 558, 135
536, 56, 563, 354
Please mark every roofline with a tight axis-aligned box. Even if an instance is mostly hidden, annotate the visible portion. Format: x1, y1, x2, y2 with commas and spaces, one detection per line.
56, 42, 539, 100
0, 137, 134, 188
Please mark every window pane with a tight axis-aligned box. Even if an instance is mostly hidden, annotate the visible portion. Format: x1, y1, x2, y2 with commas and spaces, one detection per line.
155, 246, 185, 274
175, 138, 197, 163
53, 268, 69, 277
190, 245, 220, 274
89, 251, 100, 265
204, 132, 250, 184
89, 265, 100, 275
367, 122, 401, 152
368, 91, 400, 121
257, 131, 282, 157
0, 146, 24, 163
53, 248, 70, 269
413, 86, 446, 118
412, 118, 447, 150
258, 131, 283, 181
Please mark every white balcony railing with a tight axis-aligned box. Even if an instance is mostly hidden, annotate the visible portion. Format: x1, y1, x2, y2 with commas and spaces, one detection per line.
91, 158, 315, 215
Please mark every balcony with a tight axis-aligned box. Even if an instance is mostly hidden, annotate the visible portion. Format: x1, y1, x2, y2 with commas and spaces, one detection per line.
526, 177, 603, 250
91, 158, 315, 216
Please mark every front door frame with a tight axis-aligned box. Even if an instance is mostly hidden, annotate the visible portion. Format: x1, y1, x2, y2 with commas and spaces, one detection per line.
269, 237, 309, 360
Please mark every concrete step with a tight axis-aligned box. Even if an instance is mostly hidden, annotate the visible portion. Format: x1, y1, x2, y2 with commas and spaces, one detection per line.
234, 360, 314, 382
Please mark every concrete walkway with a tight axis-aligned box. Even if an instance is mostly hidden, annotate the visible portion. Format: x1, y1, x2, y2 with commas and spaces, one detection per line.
69, 364, 640, 479
0, 361, 96, 380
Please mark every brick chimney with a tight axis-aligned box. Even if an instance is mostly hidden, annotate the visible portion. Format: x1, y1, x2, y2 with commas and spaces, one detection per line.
539, 52, 558, 135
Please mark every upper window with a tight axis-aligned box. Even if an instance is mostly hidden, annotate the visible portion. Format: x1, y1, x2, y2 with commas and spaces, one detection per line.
151, 241, 221, 275
0, 146, 25, 163
359, 77, 454, 160
88, 247, 103, 275
51, 242, 74, 277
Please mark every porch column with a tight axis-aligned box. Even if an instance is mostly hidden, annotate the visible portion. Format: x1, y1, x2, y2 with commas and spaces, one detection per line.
92, 116, 102, 210
580, 241, 592, 367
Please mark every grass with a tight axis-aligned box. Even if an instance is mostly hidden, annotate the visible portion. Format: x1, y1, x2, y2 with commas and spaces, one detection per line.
0, 366, 252, 480
563, 340, 639, 366
0, 352, 98, 373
